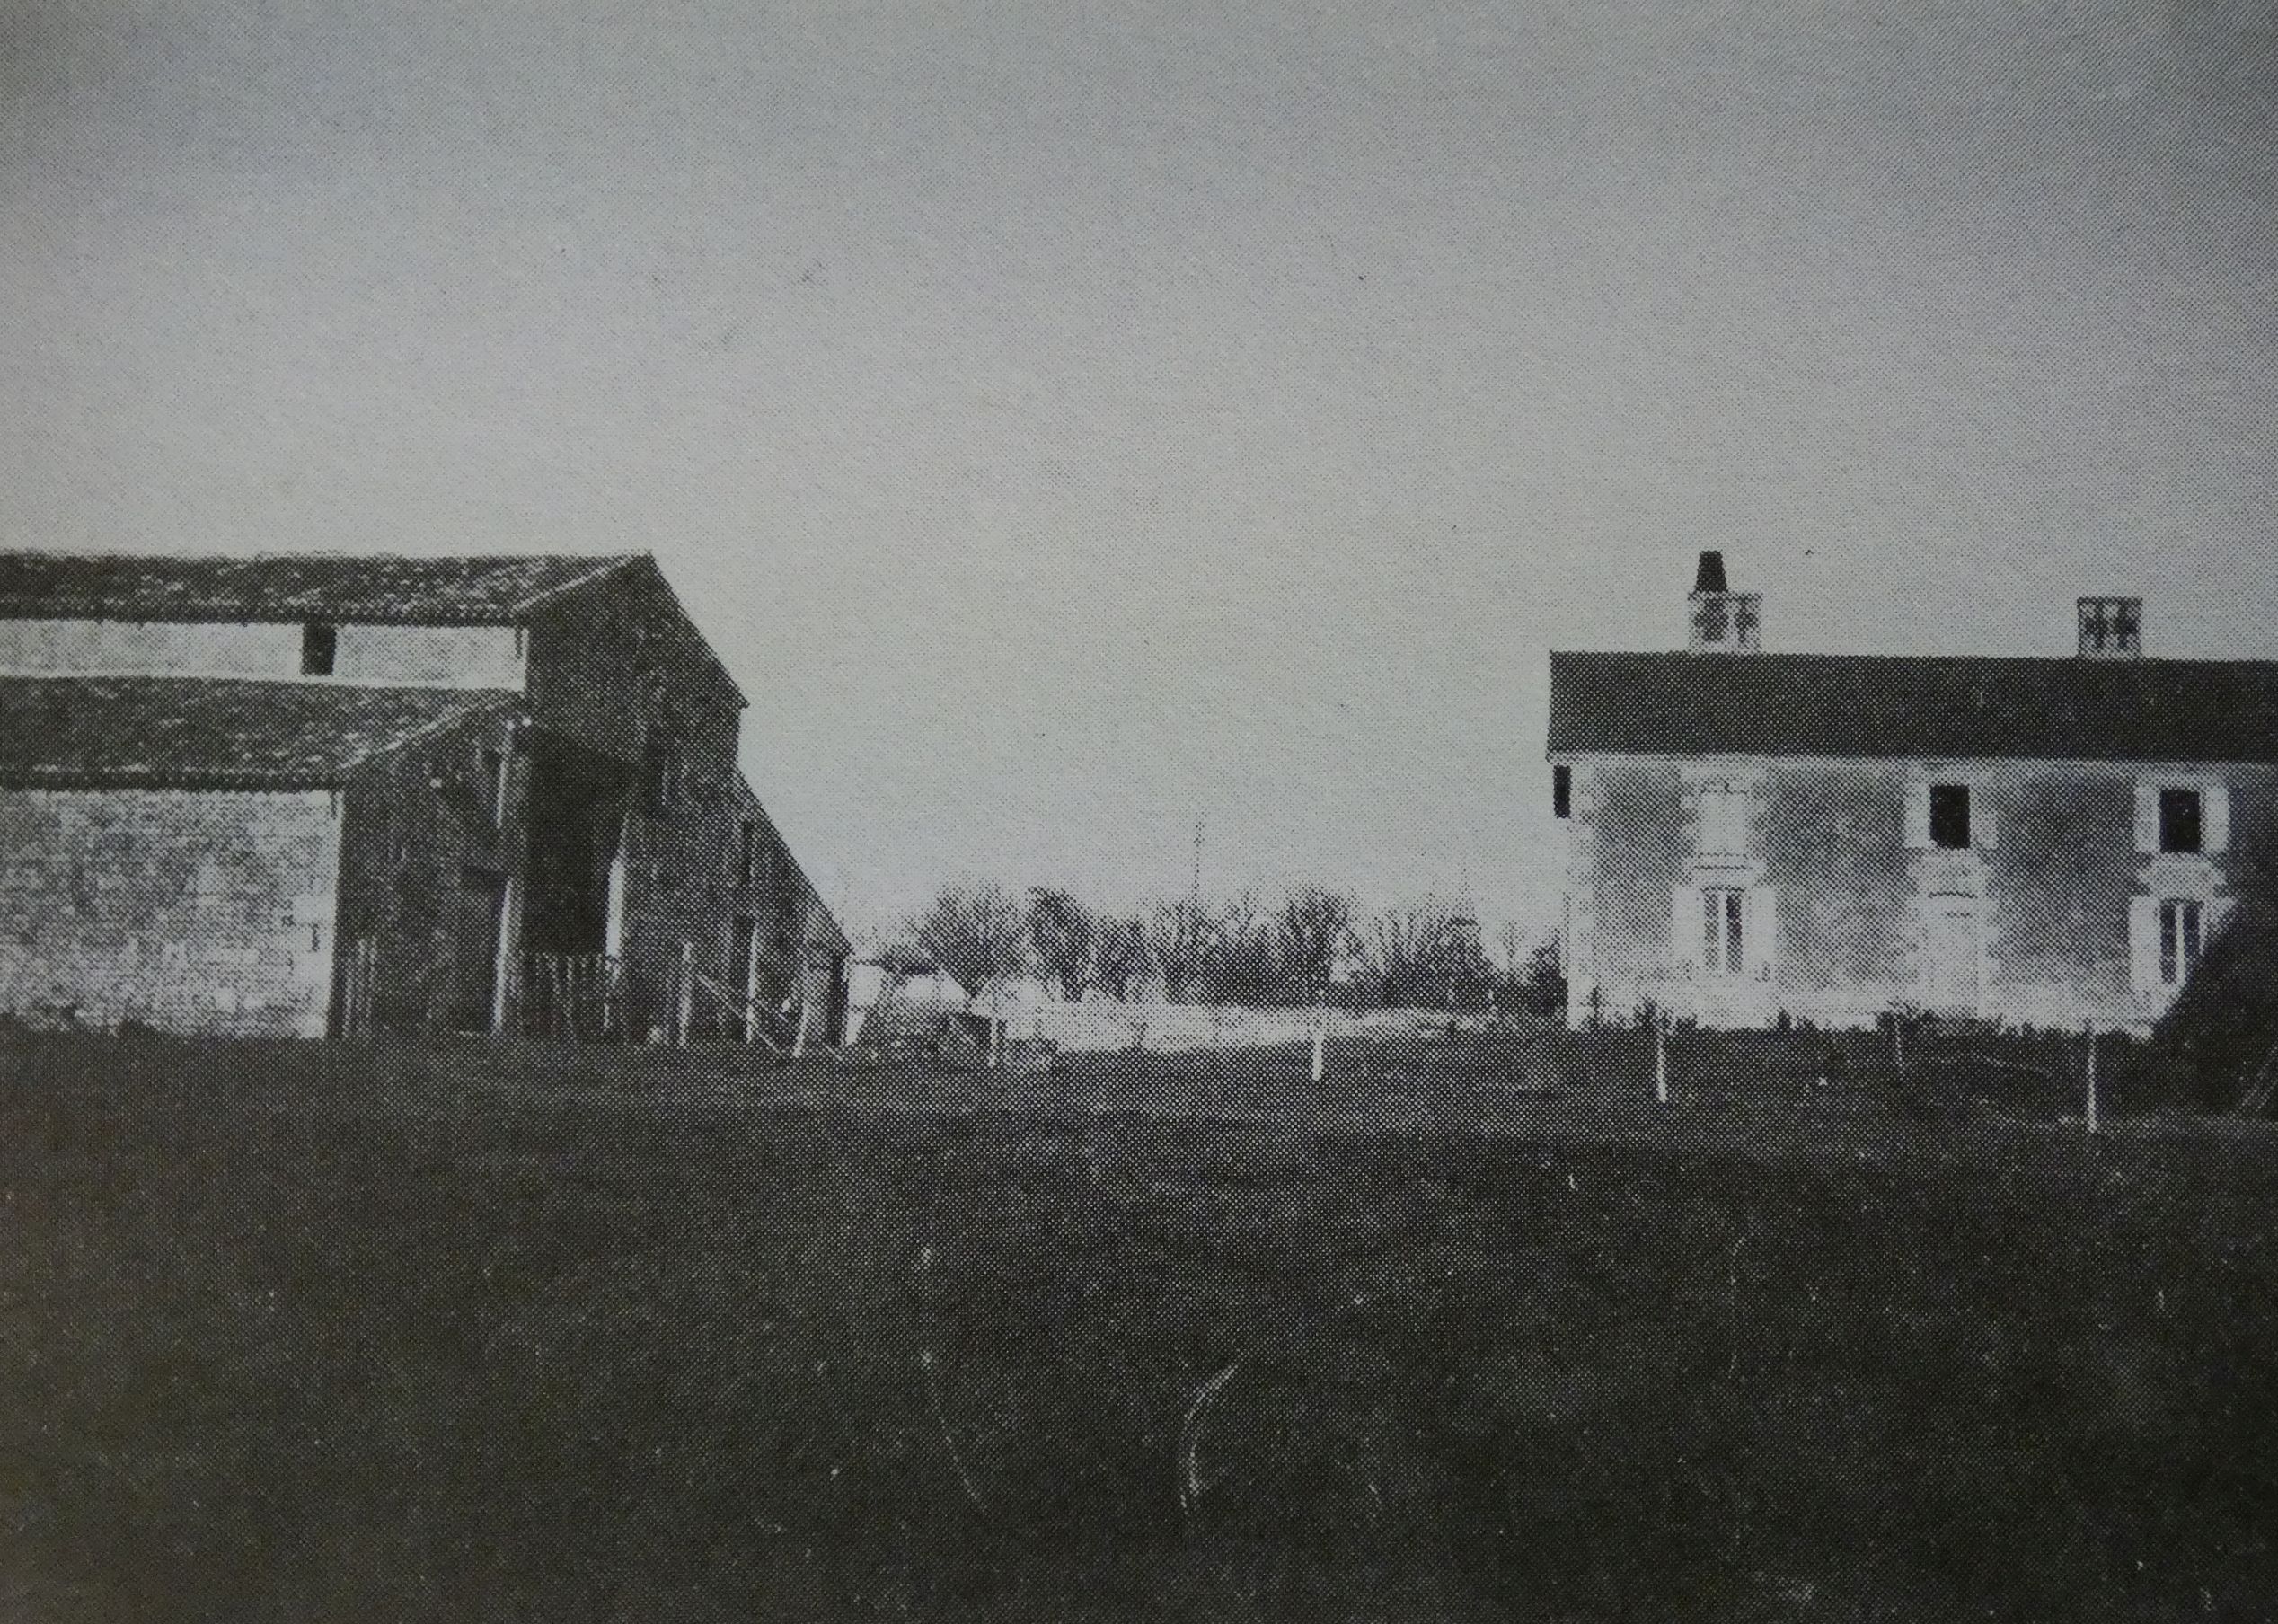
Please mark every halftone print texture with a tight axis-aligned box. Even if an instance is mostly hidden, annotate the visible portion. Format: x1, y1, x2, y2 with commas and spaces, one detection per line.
4, 0, 2278, 1619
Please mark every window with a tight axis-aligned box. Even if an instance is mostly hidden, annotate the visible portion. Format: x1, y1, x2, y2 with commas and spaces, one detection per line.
1929, 783, 1972, 850
1699, 782, 1747, 860
2159, 899, 2203, 987
642, 743, 678, 816
1552, 764, 1571, 820
2159, 788, 2203, 854
1703, 887, 1745, 977
301, 622, 337, 676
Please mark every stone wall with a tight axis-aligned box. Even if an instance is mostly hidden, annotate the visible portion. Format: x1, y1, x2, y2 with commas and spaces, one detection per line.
1559, 752, 2278, 1032
0, 787, 341, 1036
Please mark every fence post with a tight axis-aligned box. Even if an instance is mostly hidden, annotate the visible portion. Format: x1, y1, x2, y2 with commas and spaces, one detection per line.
2085, 1020, 2098, 1134
675, 942, 694, 1046
1655, 1013, 1670, 1106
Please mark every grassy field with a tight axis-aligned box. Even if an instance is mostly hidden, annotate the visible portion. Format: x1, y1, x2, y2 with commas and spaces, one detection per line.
2, 1032, 2275, 1621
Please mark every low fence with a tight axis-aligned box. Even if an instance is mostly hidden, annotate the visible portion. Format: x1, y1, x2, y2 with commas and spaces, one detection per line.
521, 952, 627, 1042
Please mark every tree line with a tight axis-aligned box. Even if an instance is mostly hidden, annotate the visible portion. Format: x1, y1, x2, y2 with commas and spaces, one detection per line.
896, 880, 1566, 1014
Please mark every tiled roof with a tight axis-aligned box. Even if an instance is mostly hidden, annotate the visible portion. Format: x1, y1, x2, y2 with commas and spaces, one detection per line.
0, 678, 518, 788
1547, 652, 2278, 763
0, 552, 641, 624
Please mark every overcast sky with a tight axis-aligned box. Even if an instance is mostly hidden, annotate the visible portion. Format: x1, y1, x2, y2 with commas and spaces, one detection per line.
4, 0, 2274, 937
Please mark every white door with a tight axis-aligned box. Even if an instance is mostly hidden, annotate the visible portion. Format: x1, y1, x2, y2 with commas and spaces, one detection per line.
1922, 897, 1982, 1013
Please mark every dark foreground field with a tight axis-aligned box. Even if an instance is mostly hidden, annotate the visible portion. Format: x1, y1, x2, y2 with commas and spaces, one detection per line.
3, 1035, 2276, 1621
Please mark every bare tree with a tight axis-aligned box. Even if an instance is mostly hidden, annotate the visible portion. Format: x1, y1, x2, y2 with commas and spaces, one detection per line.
911, 880, 1026, 1002
1144, 897, 1214, 1003
1277, 886, 1356, 997
1027, 886, 1096, 1001
1092, 914, 1150, 1002
1366, 898, 1459, 1009
1201, 890, 1283, 1005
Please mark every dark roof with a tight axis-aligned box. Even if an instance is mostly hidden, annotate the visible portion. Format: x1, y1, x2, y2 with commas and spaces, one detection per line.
0, 552, 641, 624
1547, 652, 2278, 763
729, 773, 851, 956
0, 678, 518, 788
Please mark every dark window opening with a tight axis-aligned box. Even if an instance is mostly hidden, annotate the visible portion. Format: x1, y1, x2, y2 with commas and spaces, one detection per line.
1552, 764, 1572, 820
2159, 788, 2203, 854
301, 622, 337, 676
1929, 783, 1972, 850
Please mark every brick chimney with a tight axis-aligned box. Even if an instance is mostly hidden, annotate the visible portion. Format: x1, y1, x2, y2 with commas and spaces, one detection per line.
1687, 551, 1761, 654
2077, 596, 2142, 659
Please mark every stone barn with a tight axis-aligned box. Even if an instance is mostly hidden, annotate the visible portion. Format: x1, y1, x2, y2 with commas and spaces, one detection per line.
0, 552, 848, 1040
1547, 553, 2278, 1033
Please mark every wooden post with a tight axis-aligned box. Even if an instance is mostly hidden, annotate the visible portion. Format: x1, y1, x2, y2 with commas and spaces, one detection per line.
1311, 983, 1328, 1089
675, 941, 694, 1046
1655, 1015, 1669, 1105
792, 992, 812, 1059
2085, 1021, 2099, 1134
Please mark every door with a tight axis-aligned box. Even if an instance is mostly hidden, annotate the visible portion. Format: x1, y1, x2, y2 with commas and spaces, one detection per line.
1922, 896, 1983, 1013
450, 866, 508, 1030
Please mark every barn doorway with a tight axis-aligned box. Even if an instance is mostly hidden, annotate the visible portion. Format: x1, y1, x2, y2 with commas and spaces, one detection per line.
450, 865, 509, 1031
1922, 896, 1984, 1015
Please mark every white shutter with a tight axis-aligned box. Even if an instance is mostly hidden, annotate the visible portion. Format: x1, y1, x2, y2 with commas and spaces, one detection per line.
1904, 782, 1931, 850
2128, 896, 2161, 993
2134, 782, 2159, 855
1974, 802, 1998, 850
1672, 884, 1702, 978
2206, 783, 2231, 853
1746, 886, 1778, 984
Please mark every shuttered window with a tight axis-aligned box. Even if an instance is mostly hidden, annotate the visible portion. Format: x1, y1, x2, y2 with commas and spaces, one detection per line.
2159, 899, 2203, 986
1703, 887, 1745, 977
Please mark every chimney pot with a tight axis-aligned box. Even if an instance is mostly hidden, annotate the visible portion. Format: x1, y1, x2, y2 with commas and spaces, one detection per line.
2077, 596, 2142, 659
1686, 552, 1760, 654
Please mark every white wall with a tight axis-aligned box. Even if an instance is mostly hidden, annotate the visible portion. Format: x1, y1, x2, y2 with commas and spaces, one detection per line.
0, 618, 526, 689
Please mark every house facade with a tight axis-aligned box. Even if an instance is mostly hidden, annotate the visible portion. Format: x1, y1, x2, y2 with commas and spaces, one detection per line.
0, 552, 847, 1040
1547, 554, 2278, 1034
